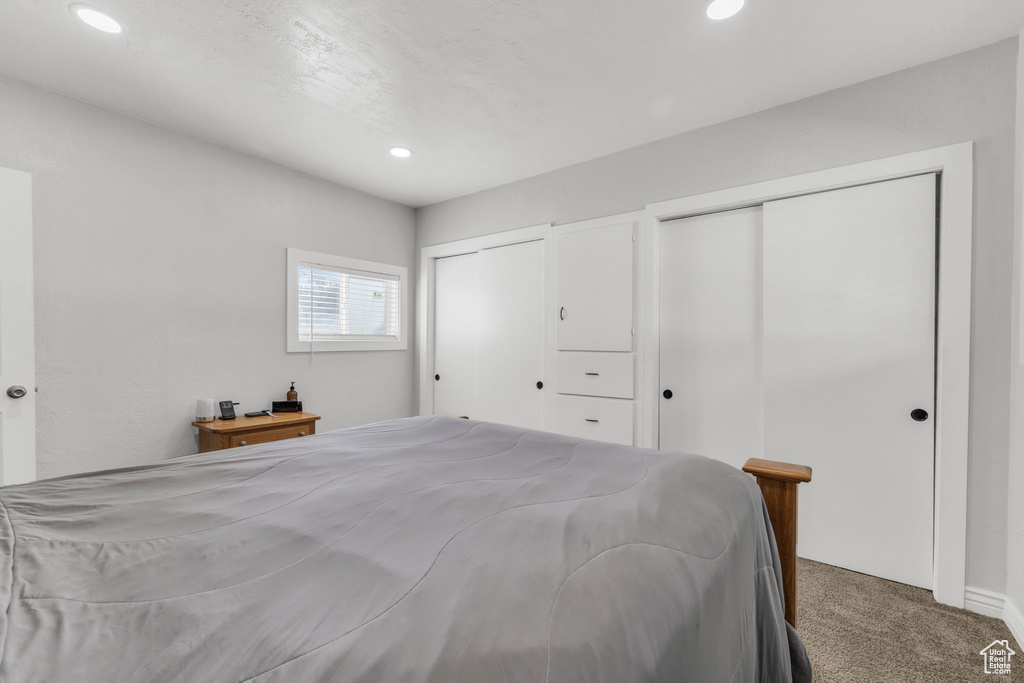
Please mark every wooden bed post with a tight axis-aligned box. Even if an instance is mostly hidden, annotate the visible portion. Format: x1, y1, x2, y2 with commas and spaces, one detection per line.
742, 458, 812, 629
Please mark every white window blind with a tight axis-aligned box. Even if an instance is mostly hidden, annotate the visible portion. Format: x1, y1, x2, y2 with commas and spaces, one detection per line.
287, 248, 407, 352
298, 263, 400, 341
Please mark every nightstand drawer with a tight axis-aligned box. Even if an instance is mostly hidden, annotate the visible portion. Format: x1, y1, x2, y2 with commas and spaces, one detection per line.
194, 412, 320, 453
228, 424, 312, 448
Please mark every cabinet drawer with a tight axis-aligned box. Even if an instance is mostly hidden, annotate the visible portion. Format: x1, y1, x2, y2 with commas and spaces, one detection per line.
228, 423, 313, 448
555, 395, 634, 445
556, 352, 634, 398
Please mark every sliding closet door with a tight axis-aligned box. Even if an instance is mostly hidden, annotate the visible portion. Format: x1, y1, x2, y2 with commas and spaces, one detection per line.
476, 240, 546, 429
763, 174, 937, 589
659, 206, 763, 470
433, 253, 479, 417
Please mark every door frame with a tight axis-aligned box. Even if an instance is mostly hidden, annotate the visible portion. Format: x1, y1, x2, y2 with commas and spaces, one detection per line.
417, 223, 552, 420
641, 142, 973, 608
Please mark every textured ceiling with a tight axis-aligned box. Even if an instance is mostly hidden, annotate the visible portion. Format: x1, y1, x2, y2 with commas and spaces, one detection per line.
1, 0, 1023, 206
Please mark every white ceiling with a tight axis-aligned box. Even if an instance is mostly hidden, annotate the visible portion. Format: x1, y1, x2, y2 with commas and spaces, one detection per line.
2, 1, 1023, 207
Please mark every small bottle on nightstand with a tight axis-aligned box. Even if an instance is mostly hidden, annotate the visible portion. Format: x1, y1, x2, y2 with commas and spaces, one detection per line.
287, 382, 298, 401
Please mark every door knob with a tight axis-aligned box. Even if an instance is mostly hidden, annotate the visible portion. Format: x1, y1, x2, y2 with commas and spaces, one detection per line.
663, 389, 673, 399
559, 307, 566, 321
435, 374, 440, 381
536, 381, 544, 389
910, 408, 929, 422
6, 386, 27, 399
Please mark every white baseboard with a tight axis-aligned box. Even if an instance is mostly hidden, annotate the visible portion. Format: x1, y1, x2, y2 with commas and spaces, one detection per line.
965, 586, 1007, 619
1005, 598, 1024, 649
963, 587, 1024, 648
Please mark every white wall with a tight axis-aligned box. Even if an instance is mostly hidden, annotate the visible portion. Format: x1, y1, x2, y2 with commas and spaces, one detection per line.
0, 74, 417, 480
417, 40, 1018, 595
1007, 30, 1024, 638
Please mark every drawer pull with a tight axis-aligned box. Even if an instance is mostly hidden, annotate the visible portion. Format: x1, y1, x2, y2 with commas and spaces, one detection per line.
585, 372, 599, 376
239, 440, 247, 446
585, 418, 599, 423
299, 431, 306, 436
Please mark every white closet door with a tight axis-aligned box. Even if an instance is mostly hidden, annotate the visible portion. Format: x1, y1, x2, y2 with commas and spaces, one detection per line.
763, 173, 937, 589
433, 253, 479, 417
659, 206, 763, 471
477, 240, 546, 429
556, 223, 633, 351
0, 168, 35, 484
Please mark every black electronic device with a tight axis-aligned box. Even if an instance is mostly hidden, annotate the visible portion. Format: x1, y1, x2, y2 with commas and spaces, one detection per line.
272, 400, 302, 413
219, 401, 239, 420
244, 410, 272, 418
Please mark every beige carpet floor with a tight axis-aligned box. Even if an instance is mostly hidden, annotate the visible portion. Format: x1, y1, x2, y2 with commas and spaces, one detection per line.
797, 558, 1022, 682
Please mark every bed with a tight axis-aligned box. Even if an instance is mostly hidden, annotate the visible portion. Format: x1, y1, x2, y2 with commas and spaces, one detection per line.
0, 416, 811, 682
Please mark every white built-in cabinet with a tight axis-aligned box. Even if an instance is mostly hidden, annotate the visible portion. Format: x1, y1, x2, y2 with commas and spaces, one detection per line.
555, 223, 634, 351
552, 218, 638, 445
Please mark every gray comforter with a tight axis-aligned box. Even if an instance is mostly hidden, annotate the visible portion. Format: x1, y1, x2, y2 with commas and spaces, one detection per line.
0, 416, 809, 682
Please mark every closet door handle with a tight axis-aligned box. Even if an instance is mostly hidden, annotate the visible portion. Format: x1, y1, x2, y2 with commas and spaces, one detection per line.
559, 307, 566, 321
585, 418, 599, 423
585, 372, 599, 376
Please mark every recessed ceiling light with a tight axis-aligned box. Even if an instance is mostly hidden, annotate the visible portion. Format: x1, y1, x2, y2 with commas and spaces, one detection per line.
389, 146, 413, 159
706, 0, 744, 20
71, 4, 123, 33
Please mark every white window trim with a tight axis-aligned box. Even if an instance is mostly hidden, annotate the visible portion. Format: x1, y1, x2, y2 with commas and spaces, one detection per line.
287, 248, 408, 352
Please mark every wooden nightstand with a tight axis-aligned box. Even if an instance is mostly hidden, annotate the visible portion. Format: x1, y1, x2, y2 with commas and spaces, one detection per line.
192, 412, 321, 453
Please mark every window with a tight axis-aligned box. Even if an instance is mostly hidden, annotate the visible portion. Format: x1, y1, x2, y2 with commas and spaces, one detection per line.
287, 248, 407, 352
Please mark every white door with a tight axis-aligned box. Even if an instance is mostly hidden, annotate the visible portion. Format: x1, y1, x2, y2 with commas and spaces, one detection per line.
432, 252, 479, 418
659, 206, 763, 471
763, 174, 936, 589
0, 167, 36, 485
476, 240, 546, 429
659, 174, 937, 589
556, 223, 633, 351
